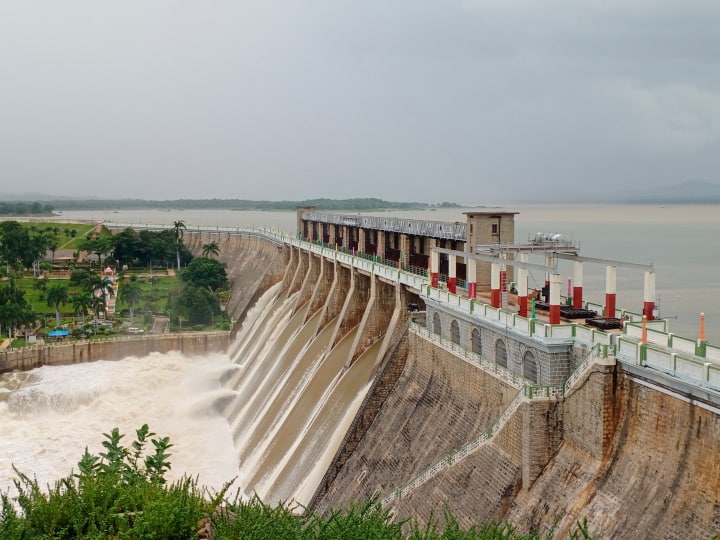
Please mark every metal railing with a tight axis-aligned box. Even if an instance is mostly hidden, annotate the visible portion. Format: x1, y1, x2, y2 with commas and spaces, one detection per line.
380, 389, 525, 506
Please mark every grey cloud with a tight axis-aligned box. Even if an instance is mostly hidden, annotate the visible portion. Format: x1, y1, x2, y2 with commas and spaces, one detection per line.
0, 1, 718, 202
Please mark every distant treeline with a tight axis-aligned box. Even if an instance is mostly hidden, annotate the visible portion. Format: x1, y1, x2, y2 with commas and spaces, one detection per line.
0, 202, 55, 216
46, 198, 461, 211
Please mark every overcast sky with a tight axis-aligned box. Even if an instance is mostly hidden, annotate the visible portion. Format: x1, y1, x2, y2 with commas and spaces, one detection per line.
1, 1, 719, 204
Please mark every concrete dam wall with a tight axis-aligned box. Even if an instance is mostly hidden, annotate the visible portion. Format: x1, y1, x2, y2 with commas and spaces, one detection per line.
180, 232, 720, 537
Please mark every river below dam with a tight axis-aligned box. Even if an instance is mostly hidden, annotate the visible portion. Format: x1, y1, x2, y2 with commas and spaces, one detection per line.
0, 352, 240, 498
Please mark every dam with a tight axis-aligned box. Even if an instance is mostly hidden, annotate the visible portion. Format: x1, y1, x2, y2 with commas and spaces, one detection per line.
2, 208, 720, 537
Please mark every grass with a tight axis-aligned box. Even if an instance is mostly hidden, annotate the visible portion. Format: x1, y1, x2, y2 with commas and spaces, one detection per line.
3, 270, 183, 343
15, 221, 98, 251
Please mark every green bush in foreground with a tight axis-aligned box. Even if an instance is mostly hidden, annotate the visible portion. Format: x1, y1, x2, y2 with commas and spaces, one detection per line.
0, 426, 595, 540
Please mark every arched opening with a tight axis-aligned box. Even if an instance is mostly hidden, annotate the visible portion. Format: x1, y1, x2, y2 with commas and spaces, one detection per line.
450, 320, 460, 344
433, 312, 442, 335
523, 351, 538, 383
471, 328, 482, 355
495, 340, 507, 368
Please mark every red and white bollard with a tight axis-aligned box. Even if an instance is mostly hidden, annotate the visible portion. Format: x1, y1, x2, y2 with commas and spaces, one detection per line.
605, 265, 617, 318
643, 270, 655, 320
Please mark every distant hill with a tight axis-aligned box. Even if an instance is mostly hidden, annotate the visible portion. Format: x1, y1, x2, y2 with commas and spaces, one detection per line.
6, 198, 462, 212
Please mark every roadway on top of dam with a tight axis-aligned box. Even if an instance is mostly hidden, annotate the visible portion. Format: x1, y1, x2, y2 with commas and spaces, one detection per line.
106, 222, 720, 404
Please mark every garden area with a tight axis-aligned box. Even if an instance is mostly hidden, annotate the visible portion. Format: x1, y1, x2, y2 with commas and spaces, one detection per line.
0, 220, 231, 349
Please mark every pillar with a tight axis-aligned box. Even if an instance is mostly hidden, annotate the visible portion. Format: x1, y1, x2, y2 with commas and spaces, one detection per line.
358, 229, 367, 254
605, 265, 617, 318
573, 261, 584, 309
467, 258, 477, 299
643, 271, 655, 320
491, 262, 501, 308
448, 254, 457, 294
544, 254, 554, 302
430, 250, 439, 288
400, 234, 411, 267
377, 231, 386, 259
518, 253, 528, 317
342, 225, 349, 249
549, 273, 561, 324
328, 224, 336, 246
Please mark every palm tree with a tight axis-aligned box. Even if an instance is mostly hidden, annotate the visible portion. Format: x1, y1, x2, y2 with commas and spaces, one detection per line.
72, 293, 92, 326
90, 294, 107, 331
119, 281, 143, 325
46, 283, 68, 327
201, 241, 220, 258
87, 274, 115, 299
173, 220, 186, 270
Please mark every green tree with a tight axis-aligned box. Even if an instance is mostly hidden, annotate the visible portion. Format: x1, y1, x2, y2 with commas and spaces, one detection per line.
72, 293, 92, 326
167, 283, 219, 326
119, 281, 143, 325
0, 221, 31, 275
45, 283, 68, 327
43, 230, 60, 265
90, 294, 107, 331
111, 228, 141, 268
201, 241, 220, 258
79, 236, 113, 267
0, 280, 35, 339
180, 257, 228, 291
172, 220, 186, 270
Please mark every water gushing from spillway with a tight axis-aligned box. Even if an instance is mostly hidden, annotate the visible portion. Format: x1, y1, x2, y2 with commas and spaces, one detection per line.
0, 281, 383, 507
225, 286, 382, 506
0, 352, 239, 498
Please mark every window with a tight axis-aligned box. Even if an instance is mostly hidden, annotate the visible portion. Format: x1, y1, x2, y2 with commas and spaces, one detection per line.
433, 312, 442, 335
495, 340, 507, 368
451, 320, 460, 344
471, 328, 482, 355
523, 351, 538, 383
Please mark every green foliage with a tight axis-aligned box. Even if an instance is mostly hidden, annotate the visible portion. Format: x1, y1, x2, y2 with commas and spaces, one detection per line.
167, 283, 221, 326
0, 425, 208, 540
0, 427, 598, 540
0, 280, 36, 337
180, 256, 228, 291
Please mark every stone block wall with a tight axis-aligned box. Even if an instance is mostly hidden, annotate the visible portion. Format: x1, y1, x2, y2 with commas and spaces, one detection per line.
0, 333, 230, 374
314, 331, 517, 515
425, 302, 573, 386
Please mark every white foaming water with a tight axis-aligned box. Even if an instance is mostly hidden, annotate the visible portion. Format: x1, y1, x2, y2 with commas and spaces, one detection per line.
0, 352, 240, 498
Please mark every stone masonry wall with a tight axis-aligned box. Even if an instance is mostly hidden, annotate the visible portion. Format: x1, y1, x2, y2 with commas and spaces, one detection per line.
507, 365, 720, 539
0, 333, 230, 373
314, 331, 517, 514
